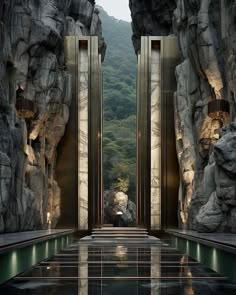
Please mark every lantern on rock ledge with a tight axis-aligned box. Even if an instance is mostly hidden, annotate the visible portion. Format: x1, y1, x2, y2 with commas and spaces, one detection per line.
208, 99, 230, 125
16, 86, 35, 118
207, 99, 230, 146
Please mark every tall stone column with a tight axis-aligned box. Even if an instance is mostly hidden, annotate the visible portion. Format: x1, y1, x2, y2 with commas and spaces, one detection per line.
137, 36, 180, 230
64, 36, 102, 230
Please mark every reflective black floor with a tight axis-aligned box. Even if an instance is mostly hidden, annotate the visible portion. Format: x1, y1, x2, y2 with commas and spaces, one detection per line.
0, 239, 236, 294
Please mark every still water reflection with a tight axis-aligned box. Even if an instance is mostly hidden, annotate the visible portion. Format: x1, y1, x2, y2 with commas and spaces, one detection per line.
0, 240, 236, 294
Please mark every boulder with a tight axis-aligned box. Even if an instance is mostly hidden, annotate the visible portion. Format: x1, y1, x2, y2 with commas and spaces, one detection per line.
196, 192, 224, 232
104, 190, 136, 226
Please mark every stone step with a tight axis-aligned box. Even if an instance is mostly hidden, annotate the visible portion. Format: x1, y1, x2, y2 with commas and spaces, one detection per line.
92, 234, 149, 239
93, 227, 147, 232
92, 230, 148, 234
93, 227, 147, 231
90, 227, 152, 241
81, 235, 161, 244
92, 228, 148, 234
92, 232, 148, 236
92, 233, 148, 237
92, 233, 148, 238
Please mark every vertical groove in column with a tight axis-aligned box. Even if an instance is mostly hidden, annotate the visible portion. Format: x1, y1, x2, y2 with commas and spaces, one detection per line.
88, 37, 102, 229
138, 37, 151, 228
61, 37, 79, 228
136, 54, 141, 226
161, 36, 181, 229
99, 53, 103, 226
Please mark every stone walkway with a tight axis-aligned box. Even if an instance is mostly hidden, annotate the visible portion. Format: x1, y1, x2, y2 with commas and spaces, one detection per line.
0, 229, 74, 250
167, 229, 236, 253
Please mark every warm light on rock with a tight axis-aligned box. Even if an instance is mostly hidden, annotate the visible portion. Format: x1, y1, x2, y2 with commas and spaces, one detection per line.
208, 99, 230, 124
15, 86, 35, 119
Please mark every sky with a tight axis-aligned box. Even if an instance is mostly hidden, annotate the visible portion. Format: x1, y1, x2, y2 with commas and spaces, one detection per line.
96, 0, 131, 22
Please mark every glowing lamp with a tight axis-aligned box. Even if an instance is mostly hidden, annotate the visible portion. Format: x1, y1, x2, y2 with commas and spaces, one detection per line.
208, 99, 230, 124
16, 86, 35, 118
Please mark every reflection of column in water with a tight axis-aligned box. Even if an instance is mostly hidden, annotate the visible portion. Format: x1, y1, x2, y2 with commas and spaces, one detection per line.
151, 246, 161, 295
151, 42, 161, 230
185, 271, 195, 295
115, 246, 128, 268
48, 263, 60, 277
79, 244, 88, 295
180, 255, 195, 295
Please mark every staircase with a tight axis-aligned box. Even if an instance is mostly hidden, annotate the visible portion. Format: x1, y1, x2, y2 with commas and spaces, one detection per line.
92, 227, 149, 239
81, 227, 160, 243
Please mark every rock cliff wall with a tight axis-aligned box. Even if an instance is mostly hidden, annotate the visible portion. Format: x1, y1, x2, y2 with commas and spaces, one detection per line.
0, 0, 105, 232
129, 0, 176, 53
130, 0, 236, 232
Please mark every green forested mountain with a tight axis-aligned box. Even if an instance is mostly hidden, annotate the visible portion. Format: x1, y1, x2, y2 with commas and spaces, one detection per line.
97, 6, 137, 201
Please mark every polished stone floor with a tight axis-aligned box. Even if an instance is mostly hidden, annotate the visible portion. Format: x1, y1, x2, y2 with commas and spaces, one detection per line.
0, 238, 236, 294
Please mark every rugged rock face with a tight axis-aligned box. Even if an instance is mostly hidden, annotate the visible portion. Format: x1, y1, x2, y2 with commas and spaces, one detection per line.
104, 191, 136, 226
196, 120, 236, 232
129, 0, 236, 232
173, 0, 236, 232
129, 0, 176, 53
0, 0, 105, 232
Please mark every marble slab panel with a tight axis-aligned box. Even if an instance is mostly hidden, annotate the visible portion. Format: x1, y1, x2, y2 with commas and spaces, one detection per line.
151, 48, 161, 230
78, 46, 88, 230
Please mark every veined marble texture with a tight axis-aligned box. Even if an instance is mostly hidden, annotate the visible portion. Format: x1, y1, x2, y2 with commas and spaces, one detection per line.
79, 73, 89, 115
78, 47, 89, 230
151, 246, 161, 295
151, 48, 161, 230
79, 244, 88, 295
